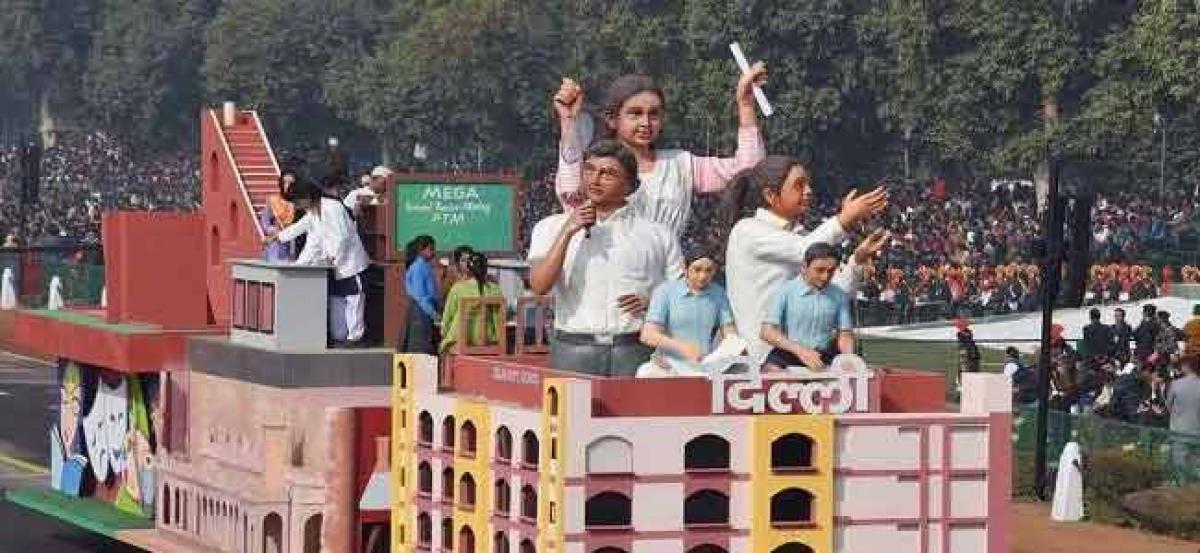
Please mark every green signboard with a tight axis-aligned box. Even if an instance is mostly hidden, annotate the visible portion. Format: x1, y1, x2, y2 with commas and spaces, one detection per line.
393, 181, 516, 253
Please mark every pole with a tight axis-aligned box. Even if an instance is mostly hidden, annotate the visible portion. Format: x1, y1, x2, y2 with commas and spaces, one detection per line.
1034, 154, 1063, 500
1160, 122, 1167, 199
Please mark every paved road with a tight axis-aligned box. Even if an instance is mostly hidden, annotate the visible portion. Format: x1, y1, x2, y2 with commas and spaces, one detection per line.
0, 351, 142, 552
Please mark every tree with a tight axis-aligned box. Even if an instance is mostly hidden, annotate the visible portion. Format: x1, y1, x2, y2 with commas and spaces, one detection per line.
0, 0, 98, 142
83, 0, 218, 150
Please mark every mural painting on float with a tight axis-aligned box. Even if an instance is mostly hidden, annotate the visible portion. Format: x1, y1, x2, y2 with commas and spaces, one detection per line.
50, 360, 161, 518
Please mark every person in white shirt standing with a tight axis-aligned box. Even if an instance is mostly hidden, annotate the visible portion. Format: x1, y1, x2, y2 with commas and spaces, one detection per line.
722, 156, 888, 363
267, 180, 371, 346
343, 165, 393, 217
529, 140, 683, 376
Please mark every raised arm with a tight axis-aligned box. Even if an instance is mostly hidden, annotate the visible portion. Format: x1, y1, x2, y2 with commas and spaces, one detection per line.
553, 78, 586, 208
691, 62, 768, 194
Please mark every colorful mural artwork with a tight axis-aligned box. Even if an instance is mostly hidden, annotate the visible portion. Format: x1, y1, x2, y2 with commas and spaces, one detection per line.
51, 361, 160, 518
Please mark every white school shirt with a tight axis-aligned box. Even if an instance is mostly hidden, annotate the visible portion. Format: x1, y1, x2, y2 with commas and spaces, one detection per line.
343, 186, 379, 216
725, 208, 862, 362
626, 149, 694, 236
279, 197, 369, 279
528, 207, 683, 335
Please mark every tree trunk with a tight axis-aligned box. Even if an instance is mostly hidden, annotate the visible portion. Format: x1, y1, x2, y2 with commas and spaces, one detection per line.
1034, 92, 1060, 212
38, 90, 58, 148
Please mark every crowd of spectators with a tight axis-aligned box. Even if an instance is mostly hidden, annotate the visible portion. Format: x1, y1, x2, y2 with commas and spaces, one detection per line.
522, 172, 1195, 326
999, 303, 1200, 440
0, 131, 199, 248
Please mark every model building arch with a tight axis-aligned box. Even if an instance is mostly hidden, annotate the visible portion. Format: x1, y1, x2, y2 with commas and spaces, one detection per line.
521, 430, 539, 467
493, 531, 510, 553
770, 488, 814, 524
459, 525, 476, 553
546, 386, 559, 415
585, 491, 632, 527
417, 513, 432, 546
684, 489, 730, 525
441, 517, 453, 549
770, 433, 815, 471
459, 473, 477, 508
461, 420, 478, 455
442, 415, 456, 450
418, 411, 434, 444
687, 545, 729, 553
494, 479, 511, 513
418, 462, 433, 494
770, 543, 814, 553
585, 436, 633, 474
684, 434, 731, 470
520, 484, 537, 520
519, 539, 535, 553
495, 426, 513, 461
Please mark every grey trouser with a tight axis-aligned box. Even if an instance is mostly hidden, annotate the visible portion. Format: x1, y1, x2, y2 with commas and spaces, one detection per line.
550, 332, 653, 377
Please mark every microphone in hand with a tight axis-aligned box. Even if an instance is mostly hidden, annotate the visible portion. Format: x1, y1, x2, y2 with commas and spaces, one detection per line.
579, 200, 596, 238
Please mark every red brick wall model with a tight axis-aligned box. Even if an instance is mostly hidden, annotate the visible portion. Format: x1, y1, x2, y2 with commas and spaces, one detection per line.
200, 108, 271, 325
102, 211, 209, 328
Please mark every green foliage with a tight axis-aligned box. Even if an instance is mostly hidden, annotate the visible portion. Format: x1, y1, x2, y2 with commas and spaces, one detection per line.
1085, 448, 1164, 525
0, 0, 1194, 183
1121, 486, 1200, 541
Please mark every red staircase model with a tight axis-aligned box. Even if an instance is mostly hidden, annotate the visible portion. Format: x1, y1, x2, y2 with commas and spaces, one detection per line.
199, 108, 282, 325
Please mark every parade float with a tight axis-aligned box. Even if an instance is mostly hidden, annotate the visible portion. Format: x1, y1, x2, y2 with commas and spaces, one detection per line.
4, 107, 1012, 552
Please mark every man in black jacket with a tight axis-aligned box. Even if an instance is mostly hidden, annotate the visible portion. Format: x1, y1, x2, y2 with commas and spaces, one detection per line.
1082, 308, 1114, 359
1134, 304, 1160, 363
1111, 307, 1134, 357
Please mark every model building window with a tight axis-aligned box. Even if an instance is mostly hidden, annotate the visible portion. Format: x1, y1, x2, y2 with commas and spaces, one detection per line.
684, 490, 730, 526
418, 412, 434, 445
521, 431, 539, 468
547, 387, 559, 415
769, 488, 814, 526
418, 462, 432, 495
459, 526, 476, 553
585, 492, 632, 528
687, 545, 729, 553
519, 539, 535, 553
494, 479, 511, 513
442, 468, 455, 501
244, 281, 260, 330
520, 485, 537, 520
493, 531, 510, 553
684, 435, 731, 471
461, 421, 477, 456
459, 474, 477, 509
417, 513, 431, 547
162, 485, 171, 525
442, 416, 456, 451
495, 427, 513, 461
770, 544, 814, 553
770, 434, 814, 471
441, 517, 453, 549
232, 279, 246, 329
585, 437, 633, 474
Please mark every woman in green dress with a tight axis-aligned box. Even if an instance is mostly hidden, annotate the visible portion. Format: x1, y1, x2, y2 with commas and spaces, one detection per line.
440, 251, 505, 353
